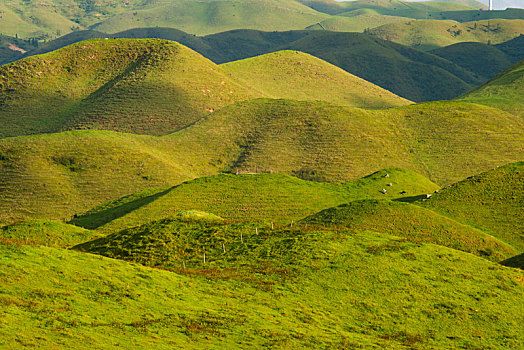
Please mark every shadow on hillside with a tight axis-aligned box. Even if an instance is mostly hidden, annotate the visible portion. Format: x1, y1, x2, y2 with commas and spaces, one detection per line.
68, 188, 172, 230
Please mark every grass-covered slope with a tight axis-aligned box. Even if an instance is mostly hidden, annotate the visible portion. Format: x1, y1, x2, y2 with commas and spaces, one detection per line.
381, 101, 524, 185
2, 98, 523, 224
3, 230, 523, 348
91, 0, 327, 35
421, 162, 524, 252
281, 32, 482, 101
70, 169, 439, 232
369, 19, 524, 51
222, 51, 411, 108
0, 219, 97, 248
300, 199, 516, 262
0, 38, 261, 138
0, 130, 216, 224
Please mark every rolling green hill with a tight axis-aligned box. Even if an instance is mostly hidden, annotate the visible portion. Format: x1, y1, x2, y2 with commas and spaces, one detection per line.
0, 38, 261, 138
368, 19, 524, 51
8, 30, 518, 102
70, 169, 439, 233
2, 229, 523, 348
0, 219, 97, 248
280, 31, 482, 101
222, 51, 412, 109
421, 161, 524, 252
300, 199, 516, 261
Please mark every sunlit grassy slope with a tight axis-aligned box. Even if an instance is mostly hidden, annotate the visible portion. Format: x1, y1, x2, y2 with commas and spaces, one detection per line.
222, 51, 411, 108
0, 219, 97, 248
1, 98, 523, 224
2, 230, 523, 348
0, 39, 261, 138
70, 169, 439, 233
421, 161, 524, 252
300, 199, 516, 261
369, 19, 524, 51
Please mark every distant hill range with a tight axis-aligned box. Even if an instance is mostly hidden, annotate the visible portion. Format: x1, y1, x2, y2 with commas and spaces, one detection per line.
3, 28, 523, 102
1, 0, 521, 41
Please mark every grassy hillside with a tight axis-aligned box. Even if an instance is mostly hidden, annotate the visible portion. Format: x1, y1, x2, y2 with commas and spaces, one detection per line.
0, 219, 97, 248
382, 101, 524, 185
281, 31, 482, 101
300, 199, 516, 262
368, 19, 524, 51
460, 59, 524, 115
91, 0, 328, 35
1, 98, 523, 224
0, 130, 218, 225
0, 38, 261, 138
222, 51, 411, 109
421, 161, 524, 252
70, 169, 439, 233
2, 229, 523, 348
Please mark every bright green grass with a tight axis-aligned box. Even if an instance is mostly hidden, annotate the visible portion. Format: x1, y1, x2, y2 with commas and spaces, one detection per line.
222, 50, 411, 109
0, 38, 262, 138
69, 169, 439, 232
421, 161, 524, 252
4, 226, 522, 348
0, 219, 97, 248
368, 19, 524, 51
300, 199, 517, 262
